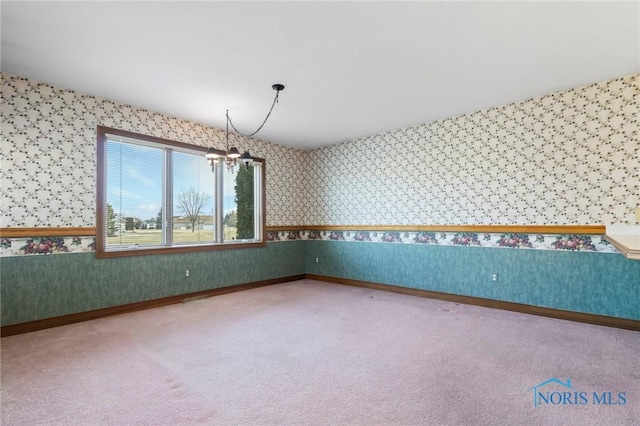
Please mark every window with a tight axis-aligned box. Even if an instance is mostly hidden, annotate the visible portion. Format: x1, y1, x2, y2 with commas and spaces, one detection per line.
96, 126, 265, 258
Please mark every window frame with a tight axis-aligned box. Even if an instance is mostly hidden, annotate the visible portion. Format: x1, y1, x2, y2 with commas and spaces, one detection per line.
96, 125, 266, 259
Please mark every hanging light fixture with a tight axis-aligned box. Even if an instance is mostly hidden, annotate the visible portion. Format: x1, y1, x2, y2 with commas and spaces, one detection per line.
206, 83, 285, 172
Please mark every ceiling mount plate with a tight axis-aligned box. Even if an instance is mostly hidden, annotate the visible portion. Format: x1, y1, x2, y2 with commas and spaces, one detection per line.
272, 84, 285, 91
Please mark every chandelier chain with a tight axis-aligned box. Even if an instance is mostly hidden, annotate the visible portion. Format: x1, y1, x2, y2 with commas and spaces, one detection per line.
227, 90, 280, 138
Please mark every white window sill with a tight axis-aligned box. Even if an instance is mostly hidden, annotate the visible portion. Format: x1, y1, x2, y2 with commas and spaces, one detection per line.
605, 226, 640, 260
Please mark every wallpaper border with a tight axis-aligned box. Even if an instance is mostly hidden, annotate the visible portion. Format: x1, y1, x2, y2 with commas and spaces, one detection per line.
0, 225, 615, 257
266, 229, 616, 254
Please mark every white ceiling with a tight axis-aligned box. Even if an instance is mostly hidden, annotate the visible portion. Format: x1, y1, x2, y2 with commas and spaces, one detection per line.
2, 1, 639, 150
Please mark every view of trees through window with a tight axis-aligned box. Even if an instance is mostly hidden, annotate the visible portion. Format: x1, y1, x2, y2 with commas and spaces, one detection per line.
233, 164, 254, 240
97, 126, 263, 256
104, 170, 254, 244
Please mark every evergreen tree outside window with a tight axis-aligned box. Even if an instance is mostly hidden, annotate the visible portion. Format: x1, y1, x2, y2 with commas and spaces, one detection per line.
96, 126, 265, 258
235, 165, 254, 240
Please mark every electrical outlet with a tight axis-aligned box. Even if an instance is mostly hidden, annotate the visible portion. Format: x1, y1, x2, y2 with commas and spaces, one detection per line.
185, 269, 190, 277
315, 257, 319, 263
491, 273, 498, 283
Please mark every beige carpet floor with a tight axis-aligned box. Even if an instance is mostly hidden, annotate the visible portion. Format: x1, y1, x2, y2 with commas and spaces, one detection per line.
2, 279, 639, 425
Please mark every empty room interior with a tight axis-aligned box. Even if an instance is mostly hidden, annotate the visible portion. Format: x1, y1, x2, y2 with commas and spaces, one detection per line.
1, 2, 639, 425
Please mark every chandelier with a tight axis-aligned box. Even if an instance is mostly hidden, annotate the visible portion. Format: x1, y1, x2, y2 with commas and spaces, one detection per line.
206, 83, 285, 172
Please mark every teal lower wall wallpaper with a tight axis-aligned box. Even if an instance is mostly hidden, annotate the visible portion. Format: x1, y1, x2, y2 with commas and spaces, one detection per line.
1, 241, 306, 326
304, 241, 640, 321
2, 239, 639, 326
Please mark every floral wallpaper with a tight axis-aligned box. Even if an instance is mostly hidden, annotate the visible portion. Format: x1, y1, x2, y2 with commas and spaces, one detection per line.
265, 229, 616, 254
0, 73, 307, 228
0, 230, 614, 257
1, 236, 95, 256
305, 73, 639, 226
2, 72, 638, 258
